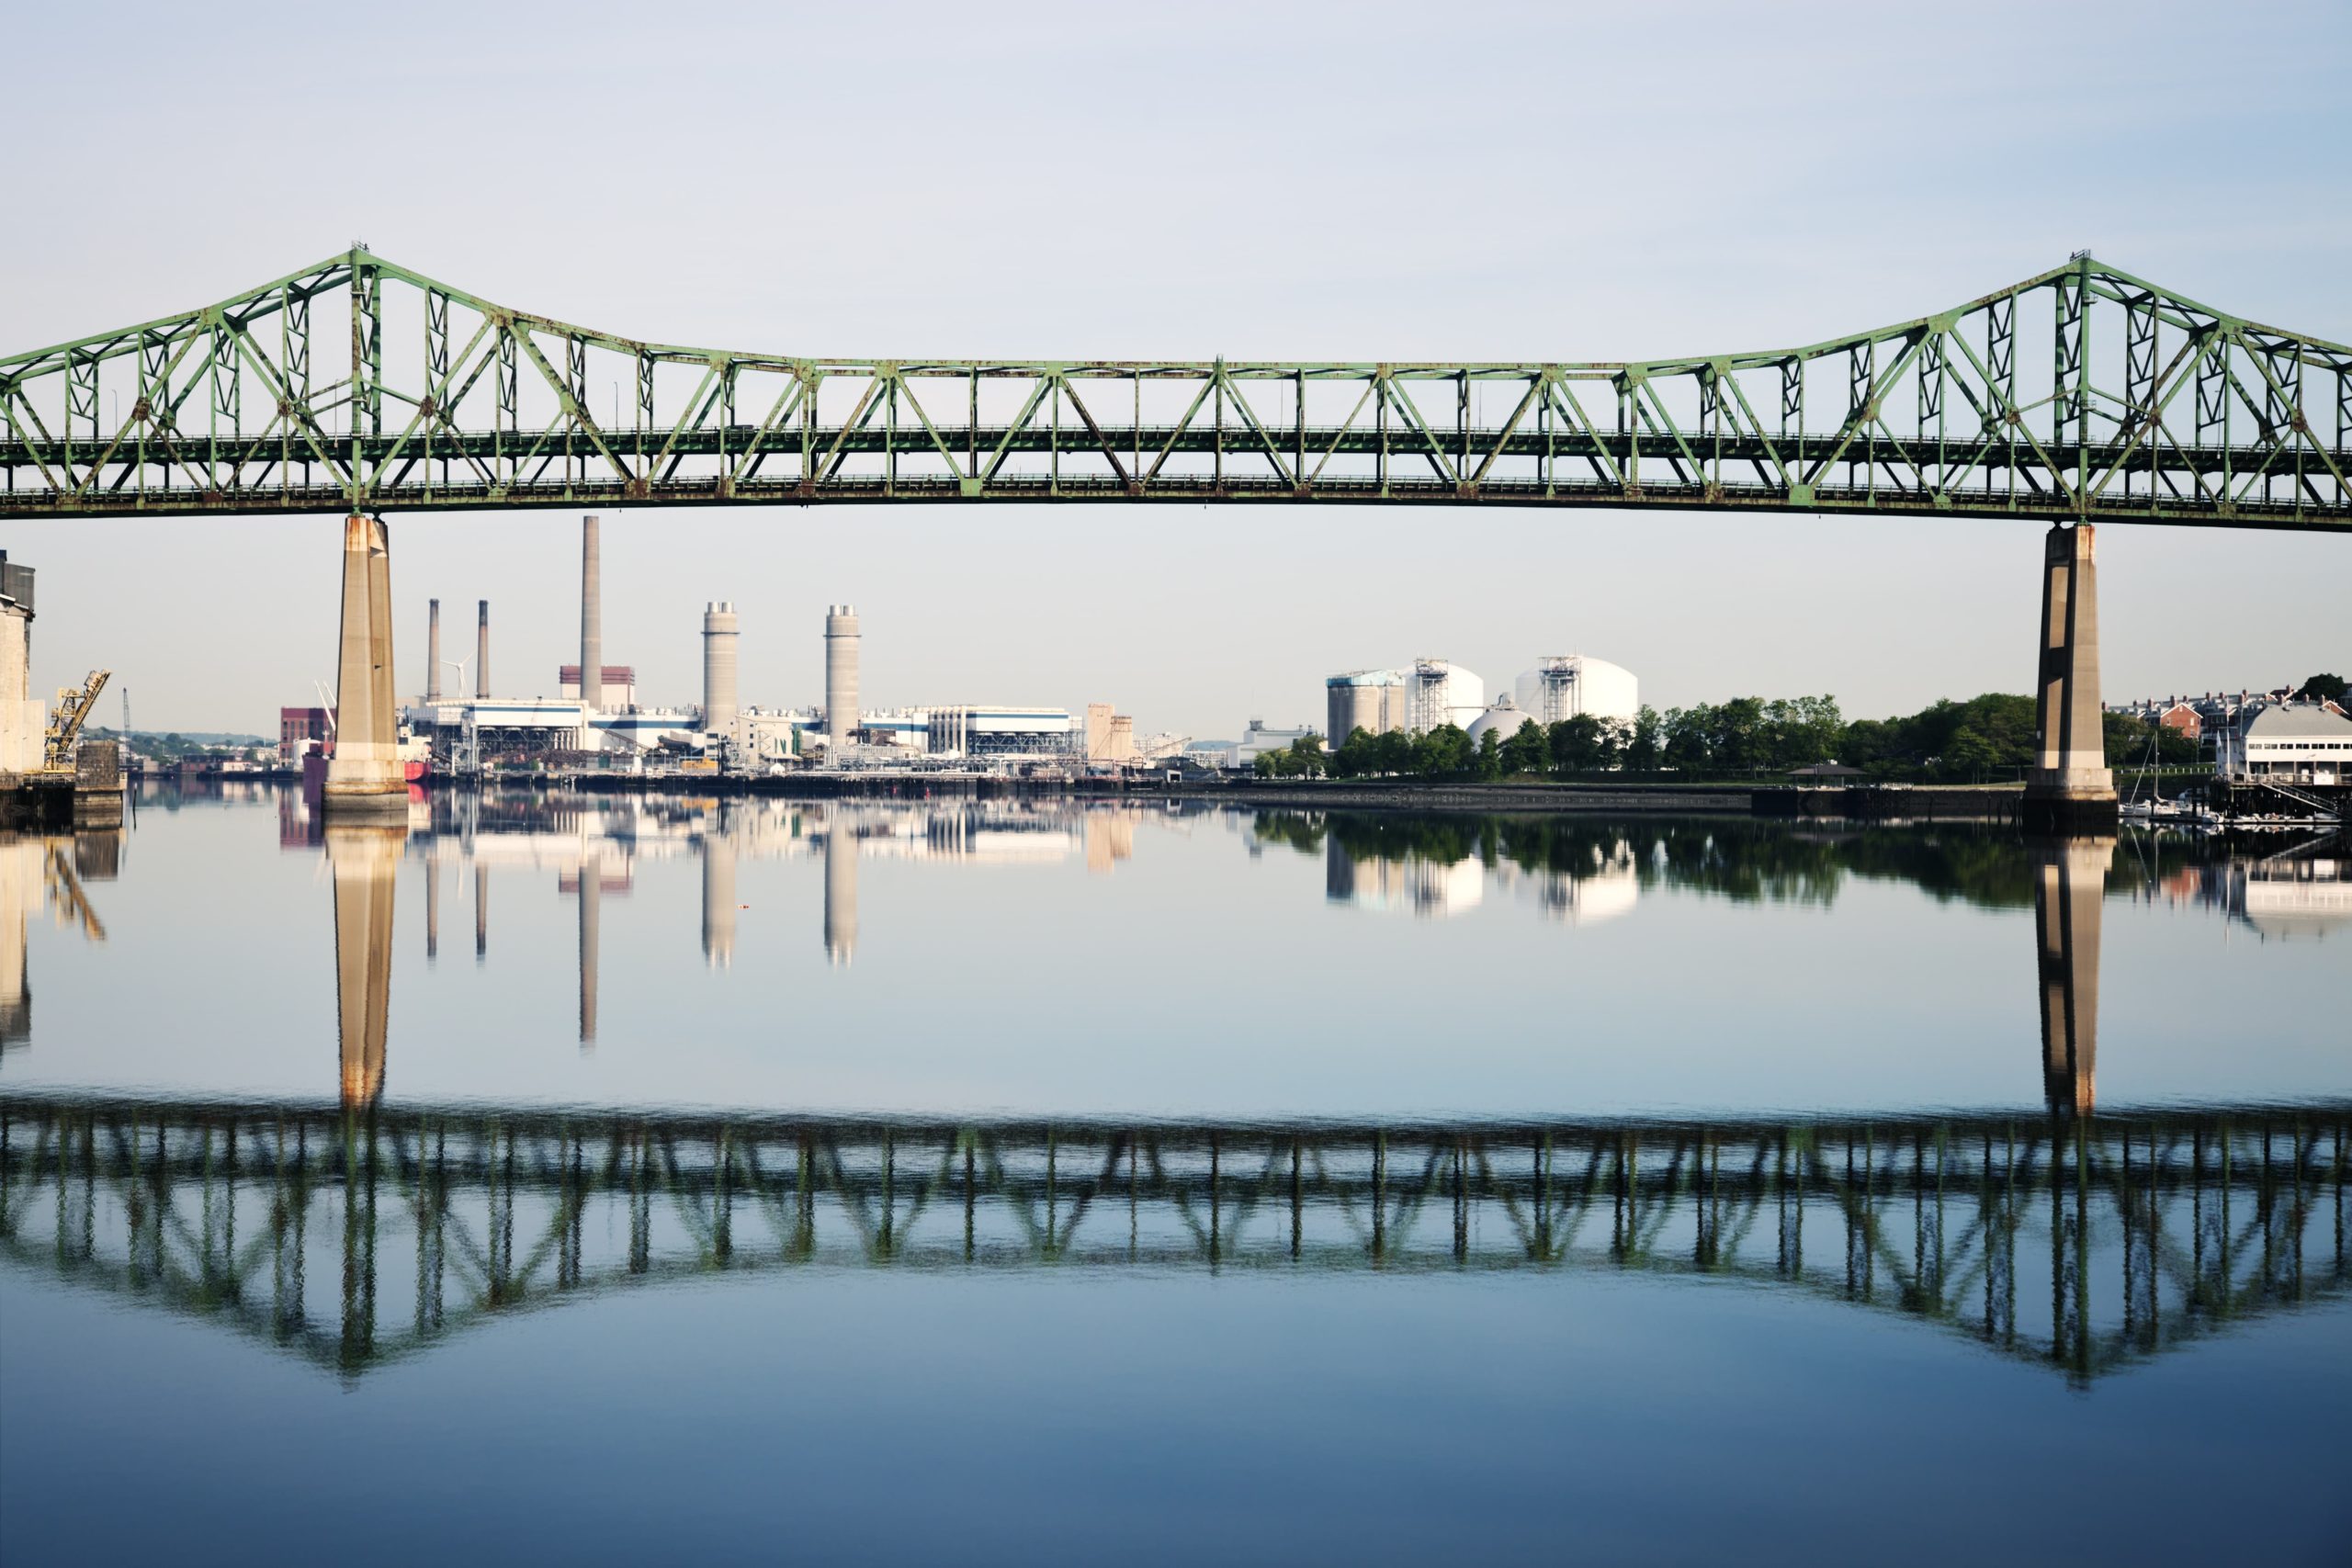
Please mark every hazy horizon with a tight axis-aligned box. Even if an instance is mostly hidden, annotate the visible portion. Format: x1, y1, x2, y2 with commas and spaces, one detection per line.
5, 0, 2345, 738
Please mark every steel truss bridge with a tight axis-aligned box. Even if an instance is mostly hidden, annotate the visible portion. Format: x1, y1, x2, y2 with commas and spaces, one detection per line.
3, 1094, 2341, 1385
1, 250, 2345, 528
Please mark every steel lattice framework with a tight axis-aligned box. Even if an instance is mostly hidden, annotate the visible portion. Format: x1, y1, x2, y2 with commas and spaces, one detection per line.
1, 249, 2345, 527
3, 1094, 2342, 1385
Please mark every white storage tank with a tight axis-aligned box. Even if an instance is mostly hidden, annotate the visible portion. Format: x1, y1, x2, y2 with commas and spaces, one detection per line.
1407, 659, 1485, 734
1467, 694, 1541, 745
1514, 655, 1638, 726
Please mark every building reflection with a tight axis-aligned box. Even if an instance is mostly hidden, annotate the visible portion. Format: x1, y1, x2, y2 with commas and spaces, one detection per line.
3, 801, 2347, 1386
0, 829, 119, 1055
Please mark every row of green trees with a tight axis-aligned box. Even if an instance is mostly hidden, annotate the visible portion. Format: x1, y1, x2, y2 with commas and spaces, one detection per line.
1253, 692, 2214, 784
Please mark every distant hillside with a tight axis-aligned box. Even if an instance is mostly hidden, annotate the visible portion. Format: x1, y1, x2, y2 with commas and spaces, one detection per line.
86, 728, 269, 747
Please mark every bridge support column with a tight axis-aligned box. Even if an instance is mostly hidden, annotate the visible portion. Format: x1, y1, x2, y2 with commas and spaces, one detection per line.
323, 514, 407, 818
2022, 525, 2117, 830
2031, 834, 2111, 1119
329, 821, 401, 1108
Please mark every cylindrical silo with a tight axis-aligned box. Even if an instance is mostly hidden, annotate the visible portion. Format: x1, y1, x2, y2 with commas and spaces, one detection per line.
703, 600, 740, 733
825, 604, 859, 759
579, 515, 603, 709
1328, 669, 1404, 743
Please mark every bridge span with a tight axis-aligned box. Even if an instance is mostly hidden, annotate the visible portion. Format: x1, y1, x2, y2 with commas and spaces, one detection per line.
2, 250, 2345, 527
5, 250, 2346, 824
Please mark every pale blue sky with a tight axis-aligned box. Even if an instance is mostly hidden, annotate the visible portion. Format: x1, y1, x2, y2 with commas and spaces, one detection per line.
4, 0, 2346, 736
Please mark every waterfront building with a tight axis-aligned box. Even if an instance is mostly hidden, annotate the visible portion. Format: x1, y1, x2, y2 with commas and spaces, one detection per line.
279, 705, 332, 763
1191, 719, 1317, 771
2211, 701, 2352, 784
0, 552, 40, 773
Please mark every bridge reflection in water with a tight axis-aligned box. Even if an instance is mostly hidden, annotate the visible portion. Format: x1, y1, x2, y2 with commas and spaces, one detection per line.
10, 801, 2347, 1387
1, 1094, 2342, 1386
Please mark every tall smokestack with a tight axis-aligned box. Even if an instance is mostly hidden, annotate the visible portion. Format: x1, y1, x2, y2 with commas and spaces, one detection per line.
703, 601, 740, 734
476, 599, 490, 697
425, 598, 442, 702
580, 515, 603, 710
825, 604, 859, 760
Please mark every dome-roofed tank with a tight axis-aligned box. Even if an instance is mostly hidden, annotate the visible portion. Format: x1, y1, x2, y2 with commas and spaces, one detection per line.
1466, 694, 1540, 744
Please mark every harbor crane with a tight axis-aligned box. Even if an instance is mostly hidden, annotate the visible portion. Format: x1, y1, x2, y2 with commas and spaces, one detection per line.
41, 669, 112, 773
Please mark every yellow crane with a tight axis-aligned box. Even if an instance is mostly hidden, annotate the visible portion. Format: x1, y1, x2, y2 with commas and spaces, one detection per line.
41, 669, 111, 773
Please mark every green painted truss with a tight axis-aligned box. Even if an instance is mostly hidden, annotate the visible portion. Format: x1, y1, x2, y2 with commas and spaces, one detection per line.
2, 249, 2345, 527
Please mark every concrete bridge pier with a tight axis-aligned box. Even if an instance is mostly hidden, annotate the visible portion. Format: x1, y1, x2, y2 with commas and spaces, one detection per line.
2022, 525, 2118, 831
329, 822, 401, 1108
2032, 834, 2112, 1119
323, 514, 408, 818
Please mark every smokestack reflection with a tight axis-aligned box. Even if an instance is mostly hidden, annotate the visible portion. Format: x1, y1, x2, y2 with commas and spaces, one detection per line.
703, 814, 737, 969
824, 815, 857, 966
578, 854, 600, 1049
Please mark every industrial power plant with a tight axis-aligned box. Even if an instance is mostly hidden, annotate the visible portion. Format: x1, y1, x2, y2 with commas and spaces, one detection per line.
1326, 654, 1638, 744
265, 513, 1647, 785
364, 515, 1155, 779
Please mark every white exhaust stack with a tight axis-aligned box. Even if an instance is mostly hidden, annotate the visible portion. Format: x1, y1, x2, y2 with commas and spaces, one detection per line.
703, 601, 740, 734
825, 604, 859, 758
580, 515, 603, 710
424, 598, 442, 702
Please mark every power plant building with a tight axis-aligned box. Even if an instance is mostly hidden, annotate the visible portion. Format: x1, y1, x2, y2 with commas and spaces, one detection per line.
560, 665, 638, 707
396, 518, 1088, 773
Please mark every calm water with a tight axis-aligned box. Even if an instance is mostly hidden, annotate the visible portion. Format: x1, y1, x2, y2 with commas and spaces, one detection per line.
2, 786, 2346, 1563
